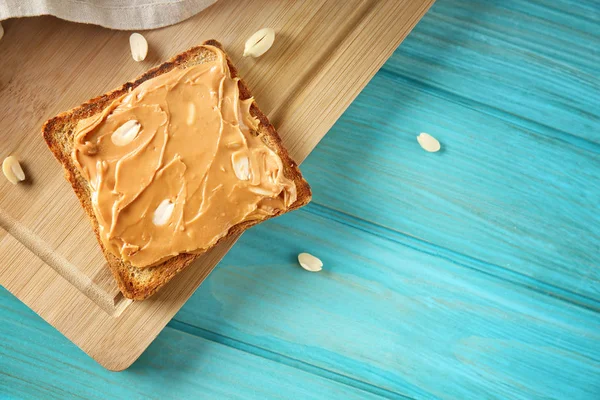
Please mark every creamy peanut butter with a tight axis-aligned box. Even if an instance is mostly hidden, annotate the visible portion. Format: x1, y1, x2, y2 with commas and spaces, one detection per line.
72, 45, 297, 268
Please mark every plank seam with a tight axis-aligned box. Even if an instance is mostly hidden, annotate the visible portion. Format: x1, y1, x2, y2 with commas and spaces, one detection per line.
166, 320, 412, 400
377, 67, 600, 152
303, 203, 600, 313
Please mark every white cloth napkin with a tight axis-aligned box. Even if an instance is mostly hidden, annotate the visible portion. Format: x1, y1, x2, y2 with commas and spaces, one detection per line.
0, 0, 218, 30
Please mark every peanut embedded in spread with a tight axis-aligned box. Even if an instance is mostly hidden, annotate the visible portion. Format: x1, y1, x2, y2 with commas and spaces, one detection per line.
71, 45, 297, 268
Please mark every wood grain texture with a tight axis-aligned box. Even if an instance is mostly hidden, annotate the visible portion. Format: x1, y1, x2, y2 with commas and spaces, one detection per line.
2, 0, 600, 398
173, 208, 600, 399
0, 0, 434, 369
388, 0, 600, 145
171, 0, 600, 397
301, 0, 600, 306
302, 72, 600, 306
0, 288, 380, 400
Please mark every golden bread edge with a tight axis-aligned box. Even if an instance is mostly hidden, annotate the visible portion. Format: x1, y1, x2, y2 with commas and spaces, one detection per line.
42, 40, 312, 300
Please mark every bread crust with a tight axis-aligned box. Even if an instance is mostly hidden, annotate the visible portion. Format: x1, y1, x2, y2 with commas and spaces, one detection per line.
42, 40, 311, 300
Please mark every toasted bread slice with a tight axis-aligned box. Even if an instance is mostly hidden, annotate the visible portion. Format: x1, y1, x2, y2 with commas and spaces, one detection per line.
43, 40, 311, 300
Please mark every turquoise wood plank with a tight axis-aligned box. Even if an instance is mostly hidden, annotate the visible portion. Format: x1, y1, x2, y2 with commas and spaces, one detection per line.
0, 288, 381, 400
296, 0, 600, 304
385, 0, 600, 146
301, 71, 600, 305
174, 208, 600, 399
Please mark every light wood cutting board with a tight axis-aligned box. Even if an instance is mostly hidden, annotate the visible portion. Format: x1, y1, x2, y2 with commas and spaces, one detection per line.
0, 0, 434, 370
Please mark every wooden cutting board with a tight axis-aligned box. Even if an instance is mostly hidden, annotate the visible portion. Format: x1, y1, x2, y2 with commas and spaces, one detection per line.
0, 0, 434, 370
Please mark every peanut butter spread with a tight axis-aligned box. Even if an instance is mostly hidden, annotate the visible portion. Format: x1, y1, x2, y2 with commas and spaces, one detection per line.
72, 45, 297, 268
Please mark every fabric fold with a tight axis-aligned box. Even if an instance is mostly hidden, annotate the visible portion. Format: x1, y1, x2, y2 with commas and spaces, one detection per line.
0, 0, 218, 30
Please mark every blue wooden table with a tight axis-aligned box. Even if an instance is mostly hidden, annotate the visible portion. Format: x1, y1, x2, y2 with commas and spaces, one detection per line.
1, 0, 599, 398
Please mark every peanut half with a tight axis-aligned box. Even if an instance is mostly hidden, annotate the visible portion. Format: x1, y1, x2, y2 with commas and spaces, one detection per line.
153, 199, 175, 226
417, 132, 441, 153
231, 151, 251, 181
111, 120, 141, 146
130, 33, 148, 62
298, 253, 323, 272
243, 28, 275, 58
3, 156, 26, 184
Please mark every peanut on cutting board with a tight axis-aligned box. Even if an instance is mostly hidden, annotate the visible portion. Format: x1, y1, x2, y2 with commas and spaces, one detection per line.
130, 33, 148, 62
243, 28, 275, 58
3, 156, 26, 184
